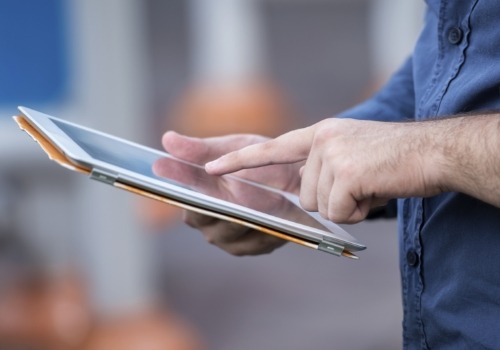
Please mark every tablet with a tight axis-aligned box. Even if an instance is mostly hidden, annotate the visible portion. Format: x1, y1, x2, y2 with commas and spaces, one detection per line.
14, 107, 365, 258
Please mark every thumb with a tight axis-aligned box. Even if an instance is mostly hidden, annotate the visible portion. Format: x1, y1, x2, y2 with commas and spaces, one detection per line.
162, 131, 268, 164
161, 131, 209, 164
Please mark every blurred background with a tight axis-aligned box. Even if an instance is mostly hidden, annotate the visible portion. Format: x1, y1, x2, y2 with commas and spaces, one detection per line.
0, 0, 423, 349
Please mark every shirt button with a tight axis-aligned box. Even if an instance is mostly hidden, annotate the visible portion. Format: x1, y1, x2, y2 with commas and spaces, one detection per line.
448, 27, 463, 45
407, 250, 419, 267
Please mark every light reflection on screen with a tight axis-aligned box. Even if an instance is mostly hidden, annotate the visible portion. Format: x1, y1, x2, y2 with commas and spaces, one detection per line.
52, 119, 330, 233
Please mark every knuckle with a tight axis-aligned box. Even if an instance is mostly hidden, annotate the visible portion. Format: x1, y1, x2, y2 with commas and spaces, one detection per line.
313, 126, 334, 146
315, 118, 343, 138
328, 207, 364, 224
337, 164, 356, 180
183, 211, 216, 228
204, 222, 247, 246
229, 236, 282, 256
328, 211, 345, 223
299, 196, 317, 211
319, 208, 329, 220
227, 234, 284, 256
183, 213, 199, 228
326, 206, 340, 222
227, 246, 248, 257
327, 202, 348, 223
203, 232, 218, 246
258, 141, 278, 160
200, 227, 225, 246
248, 134, 268, 145
347, 213, 364, 224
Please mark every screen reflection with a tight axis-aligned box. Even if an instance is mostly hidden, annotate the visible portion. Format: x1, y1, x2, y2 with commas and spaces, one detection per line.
51, 117, 330, 235
152, 156, 329, 232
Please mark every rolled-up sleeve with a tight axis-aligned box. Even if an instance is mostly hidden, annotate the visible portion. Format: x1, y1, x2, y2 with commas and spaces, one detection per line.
338, 56, 415, 122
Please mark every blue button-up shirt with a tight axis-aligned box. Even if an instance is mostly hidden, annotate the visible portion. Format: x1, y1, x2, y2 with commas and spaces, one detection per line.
339, 1, 500, 348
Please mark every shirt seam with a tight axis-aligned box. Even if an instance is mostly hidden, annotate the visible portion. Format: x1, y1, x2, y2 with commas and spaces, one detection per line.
434, 0, 480, 116
416, 0, 447, 119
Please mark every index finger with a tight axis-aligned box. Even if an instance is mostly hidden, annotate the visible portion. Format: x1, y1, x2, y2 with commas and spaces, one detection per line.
205, 126, 315, 175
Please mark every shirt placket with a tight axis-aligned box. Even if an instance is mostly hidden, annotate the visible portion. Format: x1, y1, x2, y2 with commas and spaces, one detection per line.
400, 197, 427, 349
402, 1, 476, 349
417, 1, 476, 119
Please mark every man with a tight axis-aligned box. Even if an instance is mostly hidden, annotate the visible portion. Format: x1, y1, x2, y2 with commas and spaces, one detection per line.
155, 1, 500, 348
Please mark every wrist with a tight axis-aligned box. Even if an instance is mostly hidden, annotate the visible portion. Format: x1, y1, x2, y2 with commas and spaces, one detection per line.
404, 119, 452, 197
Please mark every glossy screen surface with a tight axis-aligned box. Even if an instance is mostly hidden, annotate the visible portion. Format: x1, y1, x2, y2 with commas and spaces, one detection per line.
51, 118, 349, 240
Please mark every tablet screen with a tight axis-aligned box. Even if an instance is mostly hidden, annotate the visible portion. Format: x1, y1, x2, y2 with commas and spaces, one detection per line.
50, 119, 338, 234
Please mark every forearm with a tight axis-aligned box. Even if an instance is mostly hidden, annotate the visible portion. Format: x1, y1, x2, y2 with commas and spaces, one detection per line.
425, 113, 500, 207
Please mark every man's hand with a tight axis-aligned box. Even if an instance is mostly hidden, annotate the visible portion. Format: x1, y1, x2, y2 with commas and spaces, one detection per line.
206, 118, 444, 224
161, 114, 500, 249
156, 131, 302, 256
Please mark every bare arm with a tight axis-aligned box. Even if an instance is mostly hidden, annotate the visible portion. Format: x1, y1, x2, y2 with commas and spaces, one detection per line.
206, 113, 500, 223
429, 113, 500, 208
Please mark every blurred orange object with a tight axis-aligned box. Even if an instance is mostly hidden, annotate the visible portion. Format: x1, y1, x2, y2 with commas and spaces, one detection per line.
170, 79, 292, 138
0, 274, 203, 350
0, 273, 91, 349
82, 310, 204, 350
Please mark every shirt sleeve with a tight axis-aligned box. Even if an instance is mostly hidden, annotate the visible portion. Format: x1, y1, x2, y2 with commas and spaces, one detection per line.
338, 56, 415, 122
